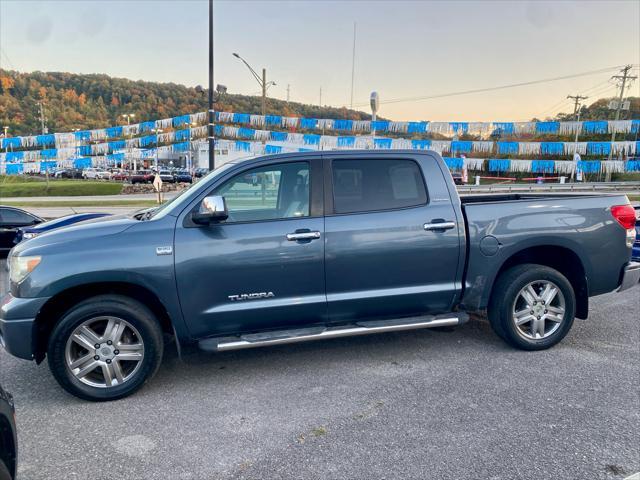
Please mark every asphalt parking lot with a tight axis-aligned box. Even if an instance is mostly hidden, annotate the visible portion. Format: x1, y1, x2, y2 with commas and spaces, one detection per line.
0, 259, 638, 480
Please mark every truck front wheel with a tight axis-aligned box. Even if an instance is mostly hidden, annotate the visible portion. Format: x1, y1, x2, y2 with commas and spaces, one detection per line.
47, 295, 164, 401
489, 264, 576, 350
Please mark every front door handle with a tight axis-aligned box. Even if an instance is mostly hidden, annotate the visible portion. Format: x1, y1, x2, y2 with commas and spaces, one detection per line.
423, 221, 456, 231
286, 231, 321, 241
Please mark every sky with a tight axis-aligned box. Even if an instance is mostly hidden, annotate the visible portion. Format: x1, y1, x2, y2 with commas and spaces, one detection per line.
0, 0, 639, 122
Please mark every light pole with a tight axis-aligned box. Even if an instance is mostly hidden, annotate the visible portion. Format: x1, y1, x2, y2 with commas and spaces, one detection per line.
188, 121, 197, 172
196, 83, 227, 170
370, 91, 379, 139
232, 53, 276, 116
208, 0, 215, 172
152, 128, 163, 170
122, 113, 135, 170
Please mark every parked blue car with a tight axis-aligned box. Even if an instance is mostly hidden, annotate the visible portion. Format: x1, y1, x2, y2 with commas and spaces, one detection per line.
633, 206, 640, 262
14, 213, 111, 244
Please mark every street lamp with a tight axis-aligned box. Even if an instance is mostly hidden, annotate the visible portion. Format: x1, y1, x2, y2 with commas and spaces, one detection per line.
188, 121, 198, 172
232, 53, 276, 116
152, 128, 163, 170
121, 113, 135, 125
195, 84, 227, 170
121, 114, 135, 170
370, 91, 379, 137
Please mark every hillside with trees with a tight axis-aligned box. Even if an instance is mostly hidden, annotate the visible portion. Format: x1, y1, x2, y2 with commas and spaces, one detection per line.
0, 69, 374, 136
0, 69, 637, 137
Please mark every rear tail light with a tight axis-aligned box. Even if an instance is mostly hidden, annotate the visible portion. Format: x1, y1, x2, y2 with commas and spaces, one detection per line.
610, 205, 636, 230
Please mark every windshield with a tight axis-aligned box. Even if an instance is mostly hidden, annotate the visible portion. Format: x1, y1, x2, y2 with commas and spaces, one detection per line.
144, 162, 238, 220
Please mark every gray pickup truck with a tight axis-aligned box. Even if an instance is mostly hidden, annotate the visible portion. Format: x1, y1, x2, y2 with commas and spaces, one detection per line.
2, 151, 639, 401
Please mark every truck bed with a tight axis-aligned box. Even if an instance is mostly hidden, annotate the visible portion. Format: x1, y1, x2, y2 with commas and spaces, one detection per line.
458, 192, 632, 313
459, 193, 619, 205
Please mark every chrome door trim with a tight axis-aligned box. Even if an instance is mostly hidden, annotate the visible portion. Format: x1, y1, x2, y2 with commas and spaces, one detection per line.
423, 222, 456, 231
286, 231, 321, 241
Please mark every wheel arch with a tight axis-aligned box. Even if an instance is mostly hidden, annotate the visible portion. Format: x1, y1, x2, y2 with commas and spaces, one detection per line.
33, 282, 175, 363
489, 245, 589, 320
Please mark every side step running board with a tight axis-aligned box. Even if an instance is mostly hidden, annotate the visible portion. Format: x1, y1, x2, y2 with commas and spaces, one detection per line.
198, 312, 468, 352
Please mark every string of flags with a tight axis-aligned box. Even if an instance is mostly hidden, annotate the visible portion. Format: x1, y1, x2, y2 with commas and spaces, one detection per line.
4, 142, 639, 176
2, 109, 639, 176
2, 124, 638, 164
2, 110, 640, 151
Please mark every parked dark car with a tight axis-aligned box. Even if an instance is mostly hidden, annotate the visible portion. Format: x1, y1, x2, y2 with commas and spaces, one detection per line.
194, 167, 209, 178
0, 207, 43, 255
14, 213, 112, 244
0, 383, 17, 480
1, 151, 638, 401
130, 170, 154, 184
451, 172, 465, 185
633, 206, 640, 262
173, 170, 192, 183
53, 168, 84, 179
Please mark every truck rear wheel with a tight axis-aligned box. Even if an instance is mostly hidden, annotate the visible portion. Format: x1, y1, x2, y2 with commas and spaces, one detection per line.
489, 264, 575, 350
47, 295, 164, 401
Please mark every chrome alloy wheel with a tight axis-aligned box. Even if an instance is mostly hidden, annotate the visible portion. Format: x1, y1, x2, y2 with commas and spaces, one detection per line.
64, 317, 145, 388
512, 280, 566, 340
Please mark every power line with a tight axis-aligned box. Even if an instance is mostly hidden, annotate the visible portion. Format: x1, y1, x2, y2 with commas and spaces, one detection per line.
351, 65, 626, 107
536, 74, 619, 119
538, 99, 572, 119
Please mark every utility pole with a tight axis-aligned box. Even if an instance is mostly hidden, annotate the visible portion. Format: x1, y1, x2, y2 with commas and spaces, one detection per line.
208, 0, 215, 171
350, 22, 356, 110
286, 84, 290, 103
319, 87, 322, 107
567, 95, 587, 182
567, 94, 588, 121
261, 68, 267, 116
608, 65, 637, 163
122, 113, 135, 170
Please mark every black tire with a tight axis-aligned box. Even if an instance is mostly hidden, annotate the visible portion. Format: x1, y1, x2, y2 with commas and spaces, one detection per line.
47, 295, 164, 401
488, 264, 576, 350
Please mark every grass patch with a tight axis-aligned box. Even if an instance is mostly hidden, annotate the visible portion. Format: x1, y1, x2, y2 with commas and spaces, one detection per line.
311, 426, 327, 437
627, 194, 640, 202
1, 200, 157, 208
0, 179, 122, 197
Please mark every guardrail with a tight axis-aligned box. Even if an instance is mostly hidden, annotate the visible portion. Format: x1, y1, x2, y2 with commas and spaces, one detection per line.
457, 182, 640, 193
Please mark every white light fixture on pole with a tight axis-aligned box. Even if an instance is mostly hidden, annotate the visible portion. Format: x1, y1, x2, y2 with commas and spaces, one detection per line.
370, 91, 379, 139
188, 121, 197, 172
122, 113, 135, 170
152, 128, 163, 170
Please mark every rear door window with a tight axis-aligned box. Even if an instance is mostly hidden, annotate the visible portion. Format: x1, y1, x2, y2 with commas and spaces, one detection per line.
331, 158, 427, 214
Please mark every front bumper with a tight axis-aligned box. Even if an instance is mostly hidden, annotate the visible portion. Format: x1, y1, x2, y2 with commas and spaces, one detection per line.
618, 261, 640, 292
0, 293, 49, 360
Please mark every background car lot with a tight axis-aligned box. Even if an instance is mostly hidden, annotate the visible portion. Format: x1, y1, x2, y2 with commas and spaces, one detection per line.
0, 259, 638, 480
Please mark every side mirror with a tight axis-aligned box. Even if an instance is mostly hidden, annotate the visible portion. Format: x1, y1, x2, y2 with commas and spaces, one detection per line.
192, 195, 228, 225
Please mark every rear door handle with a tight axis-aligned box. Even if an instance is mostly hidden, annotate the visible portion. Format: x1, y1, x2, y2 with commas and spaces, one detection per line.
423, 221, 456, 231
286, 231, 321, 241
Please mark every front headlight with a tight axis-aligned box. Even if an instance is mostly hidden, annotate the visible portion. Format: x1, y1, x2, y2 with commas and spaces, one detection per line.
22, 232, 38, 240
9, 255, 42, 284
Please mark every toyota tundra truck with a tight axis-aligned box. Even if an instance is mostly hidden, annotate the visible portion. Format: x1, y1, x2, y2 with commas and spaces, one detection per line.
2, 151, 638, 401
